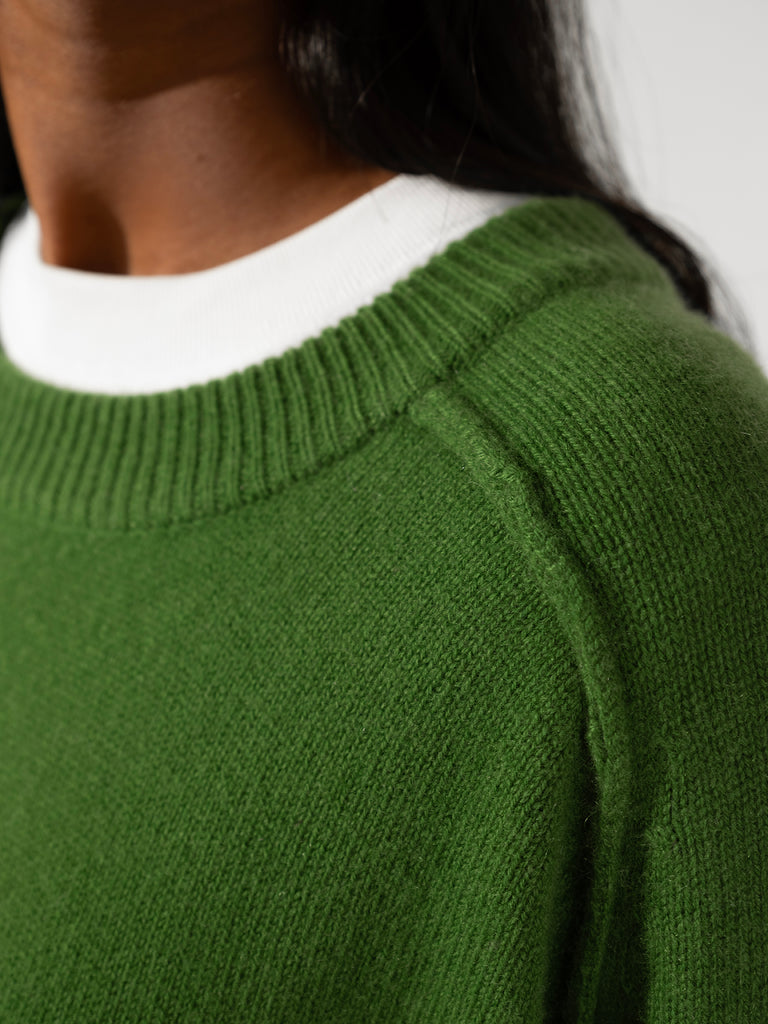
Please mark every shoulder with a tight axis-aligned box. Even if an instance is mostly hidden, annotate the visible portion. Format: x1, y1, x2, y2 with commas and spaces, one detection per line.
406, 278, 768, 754
405, 254, 768, 884
407, 273, 768, 542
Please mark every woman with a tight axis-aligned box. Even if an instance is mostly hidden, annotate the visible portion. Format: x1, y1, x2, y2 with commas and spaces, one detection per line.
0, 0, 765, 1020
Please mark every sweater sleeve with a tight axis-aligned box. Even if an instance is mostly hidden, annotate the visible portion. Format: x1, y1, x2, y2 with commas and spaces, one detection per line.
406, 294, 768, 1021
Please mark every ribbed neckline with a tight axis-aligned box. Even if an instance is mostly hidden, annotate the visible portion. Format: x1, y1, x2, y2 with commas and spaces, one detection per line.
0, 189, 668, 532
0, 175, 531, 394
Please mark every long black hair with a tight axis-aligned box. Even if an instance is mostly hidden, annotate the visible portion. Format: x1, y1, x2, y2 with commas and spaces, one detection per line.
0, 0, 756, 356
274, 0, 756, 356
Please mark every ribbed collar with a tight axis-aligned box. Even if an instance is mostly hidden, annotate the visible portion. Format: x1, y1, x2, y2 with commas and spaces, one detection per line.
0, 175, 530, 394
0, 189, 663, 531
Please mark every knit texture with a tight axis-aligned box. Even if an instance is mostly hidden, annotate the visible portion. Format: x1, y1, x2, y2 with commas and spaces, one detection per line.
0, 189, 766, 1022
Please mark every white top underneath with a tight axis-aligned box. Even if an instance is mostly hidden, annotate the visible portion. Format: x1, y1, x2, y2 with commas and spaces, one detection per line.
0, 172, 531, 395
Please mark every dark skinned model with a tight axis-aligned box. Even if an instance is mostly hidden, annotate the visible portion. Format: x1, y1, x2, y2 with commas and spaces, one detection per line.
0, 0, 397, 275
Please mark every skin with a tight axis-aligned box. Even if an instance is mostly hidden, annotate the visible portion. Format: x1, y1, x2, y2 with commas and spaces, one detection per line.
0, 0, 397, 275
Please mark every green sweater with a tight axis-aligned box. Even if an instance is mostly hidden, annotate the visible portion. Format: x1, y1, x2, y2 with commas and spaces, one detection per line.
1, 190, 766, 1023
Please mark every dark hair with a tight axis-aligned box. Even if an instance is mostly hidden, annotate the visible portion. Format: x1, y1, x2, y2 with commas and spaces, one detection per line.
273, 0, 756, 357
0, 0, 756, 357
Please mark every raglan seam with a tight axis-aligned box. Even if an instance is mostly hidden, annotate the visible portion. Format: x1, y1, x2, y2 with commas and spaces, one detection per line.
406, 379, 635, 1022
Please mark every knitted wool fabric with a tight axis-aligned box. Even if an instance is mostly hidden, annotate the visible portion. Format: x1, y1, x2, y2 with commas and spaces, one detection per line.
0, 191, 766, 1022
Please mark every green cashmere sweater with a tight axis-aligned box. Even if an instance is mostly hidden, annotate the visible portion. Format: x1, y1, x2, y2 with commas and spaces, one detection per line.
0, 190, 766, 1023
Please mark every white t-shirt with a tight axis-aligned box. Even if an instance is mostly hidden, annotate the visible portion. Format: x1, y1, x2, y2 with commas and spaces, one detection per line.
0, 173, 530, 395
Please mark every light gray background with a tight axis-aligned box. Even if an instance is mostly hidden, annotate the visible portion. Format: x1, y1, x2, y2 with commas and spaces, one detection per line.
589, 0, 767, 370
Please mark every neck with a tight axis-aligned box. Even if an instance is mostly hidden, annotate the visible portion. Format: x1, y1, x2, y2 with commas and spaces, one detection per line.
0, 0, 396, 276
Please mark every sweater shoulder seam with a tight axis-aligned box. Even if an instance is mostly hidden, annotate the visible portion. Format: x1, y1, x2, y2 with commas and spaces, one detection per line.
405, 380, 634, 1020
